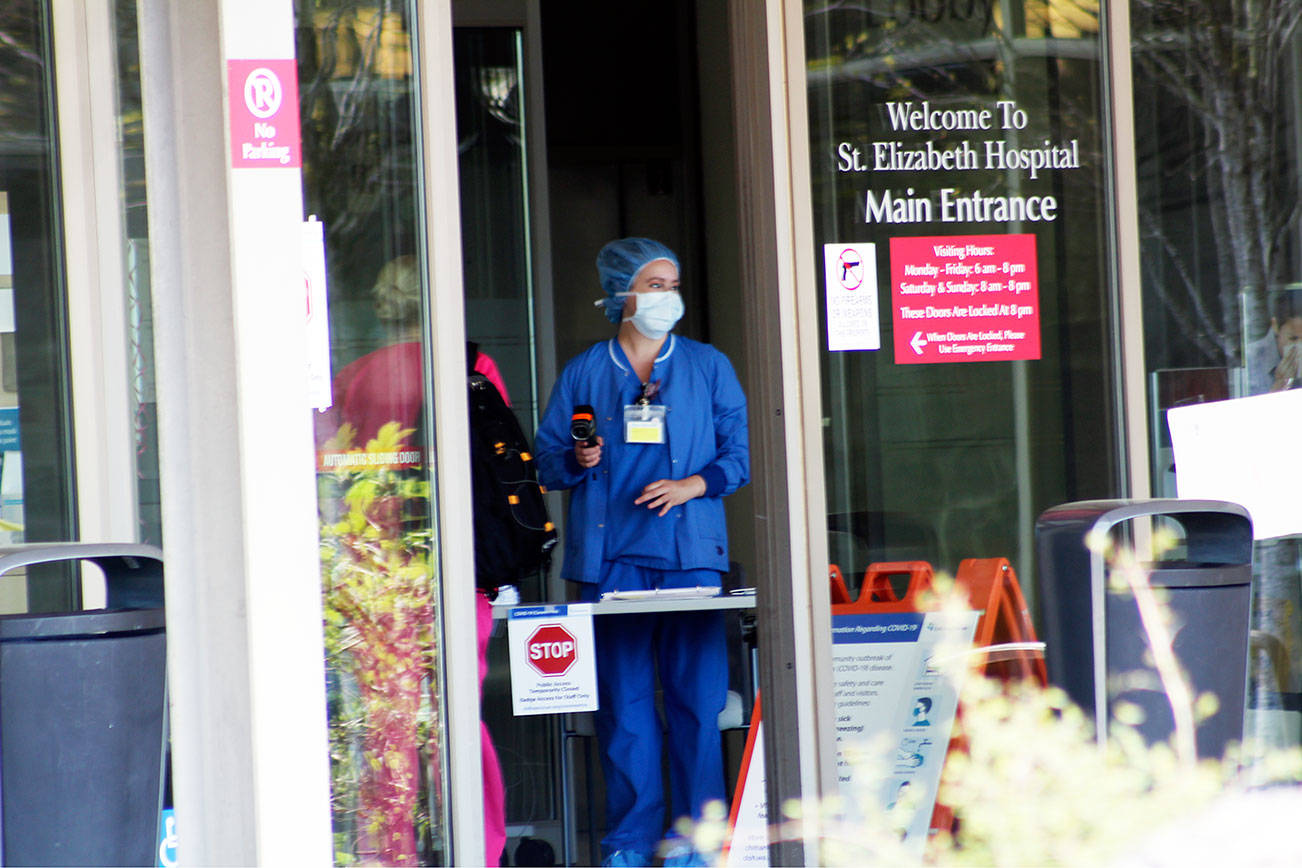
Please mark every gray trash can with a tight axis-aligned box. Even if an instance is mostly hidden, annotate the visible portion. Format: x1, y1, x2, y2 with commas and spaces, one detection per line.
0, 543, 166, 867
1036, 500, 1252, 759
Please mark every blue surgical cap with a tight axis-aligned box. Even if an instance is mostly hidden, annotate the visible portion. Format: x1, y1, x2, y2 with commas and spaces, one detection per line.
595, 237, 680, 323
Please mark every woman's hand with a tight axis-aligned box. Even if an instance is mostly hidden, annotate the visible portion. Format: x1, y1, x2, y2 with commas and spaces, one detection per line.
1274, 343, 1302, 391
635, 475, 707, 516
575, 436, 603, 468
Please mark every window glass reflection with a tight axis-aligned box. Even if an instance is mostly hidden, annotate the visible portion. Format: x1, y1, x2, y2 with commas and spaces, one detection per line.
452, 27, 556, 845
455, 29, 539, 440
1133, 0, 1302, 753
804, 1, 1118, 600
113, 0, 161, 549
0, 0, 77, 612
296, 3, 449, 863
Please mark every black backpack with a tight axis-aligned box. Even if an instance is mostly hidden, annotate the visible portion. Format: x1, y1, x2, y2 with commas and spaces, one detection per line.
467, 344, 557, 590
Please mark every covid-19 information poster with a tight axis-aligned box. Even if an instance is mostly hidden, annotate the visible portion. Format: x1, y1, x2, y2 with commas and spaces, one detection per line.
832, 610, 978, 853
507, 604, 598, 716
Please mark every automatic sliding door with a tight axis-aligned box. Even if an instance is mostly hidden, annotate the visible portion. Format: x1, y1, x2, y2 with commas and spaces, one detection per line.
298, 3, 452, 862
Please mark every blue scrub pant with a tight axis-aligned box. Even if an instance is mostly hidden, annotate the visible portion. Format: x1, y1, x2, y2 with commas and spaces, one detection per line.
581, 563, 728, 858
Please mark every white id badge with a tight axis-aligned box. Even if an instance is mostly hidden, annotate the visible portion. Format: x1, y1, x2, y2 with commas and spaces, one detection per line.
624, 403, 667, 444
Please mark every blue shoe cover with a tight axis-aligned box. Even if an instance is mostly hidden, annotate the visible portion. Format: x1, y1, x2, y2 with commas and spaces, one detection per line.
661, 842, 709, 867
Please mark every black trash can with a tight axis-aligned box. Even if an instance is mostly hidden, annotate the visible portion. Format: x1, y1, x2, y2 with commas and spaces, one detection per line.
0, 544, 166, 867
1036, 500, 1252, 759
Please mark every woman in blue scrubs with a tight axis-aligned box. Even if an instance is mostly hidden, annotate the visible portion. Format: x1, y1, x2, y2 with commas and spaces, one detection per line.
535, 238, 750, 867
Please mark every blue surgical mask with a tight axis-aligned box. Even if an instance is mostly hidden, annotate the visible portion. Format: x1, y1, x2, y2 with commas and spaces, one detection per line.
621, 290, 684, 340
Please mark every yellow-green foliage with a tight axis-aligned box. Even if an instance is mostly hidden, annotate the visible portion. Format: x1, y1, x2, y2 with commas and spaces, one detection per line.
678, 569, 1302, 866
933, 677, 1225, 866
319, 421, 442, 866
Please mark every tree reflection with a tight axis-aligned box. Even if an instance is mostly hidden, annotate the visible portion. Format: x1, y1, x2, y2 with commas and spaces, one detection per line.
1133, 0, 1302, 364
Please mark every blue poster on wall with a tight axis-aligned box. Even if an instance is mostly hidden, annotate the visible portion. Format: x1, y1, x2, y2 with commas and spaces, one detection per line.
0, 407, 17, 451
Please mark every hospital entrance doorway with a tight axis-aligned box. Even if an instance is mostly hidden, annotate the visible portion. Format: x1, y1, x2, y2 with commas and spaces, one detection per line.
453, 1, 758, 863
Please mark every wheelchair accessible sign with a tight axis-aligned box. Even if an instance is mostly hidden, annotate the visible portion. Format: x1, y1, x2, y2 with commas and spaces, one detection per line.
507, 604, 598, 715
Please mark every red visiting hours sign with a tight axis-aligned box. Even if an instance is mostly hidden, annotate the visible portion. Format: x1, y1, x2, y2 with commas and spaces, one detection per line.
227, 59, 302, 169
890, 234, 1040, 364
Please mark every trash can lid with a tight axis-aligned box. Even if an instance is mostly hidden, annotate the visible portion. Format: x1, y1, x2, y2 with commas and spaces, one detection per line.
1037, 499, 1253, 568
0, 607, 165, 640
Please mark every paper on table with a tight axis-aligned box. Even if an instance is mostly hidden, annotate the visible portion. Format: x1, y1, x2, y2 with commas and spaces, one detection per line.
1167, 389, 1302, 539
599, 586, 722, 602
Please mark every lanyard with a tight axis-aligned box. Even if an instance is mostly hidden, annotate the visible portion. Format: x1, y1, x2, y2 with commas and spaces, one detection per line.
637, 379, 662, 405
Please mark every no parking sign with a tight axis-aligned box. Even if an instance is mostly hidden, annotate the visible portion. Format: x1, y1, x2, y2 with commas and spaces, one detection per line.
227, 59, 301, 169
507, 604, 598, 715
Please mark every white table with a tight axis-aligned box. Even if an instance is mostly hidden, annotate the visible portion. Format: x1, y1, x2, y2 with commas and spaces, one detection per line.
491, 592, 757, 619
492, 591, 757, 865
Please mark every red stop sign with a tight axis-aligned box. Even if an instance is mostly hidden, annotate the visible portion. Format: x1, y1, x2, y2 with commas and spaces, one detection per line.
526, 623, 578, 677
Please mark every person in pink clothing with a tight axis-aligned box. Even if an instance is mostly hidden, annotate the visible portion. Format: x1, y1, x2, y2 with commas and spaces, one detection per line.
316, 256, 509, 447
317, 254, 508, 865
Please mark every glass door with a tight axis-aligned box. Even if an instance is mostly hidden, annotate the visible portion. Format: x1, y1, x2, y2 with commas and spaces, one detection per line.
802, 1, 1122, 607
297, 2, 452, 862
0, 0, 78, 612
453, 22, 560, 853
1132, 0, 1302, 752
455, 28, 540, 438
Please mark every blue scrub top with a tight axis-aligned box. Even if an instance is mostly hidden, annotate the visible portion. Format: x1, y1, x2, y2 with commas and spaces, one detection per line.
604, 375, 677, 569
